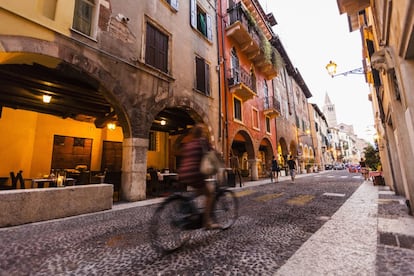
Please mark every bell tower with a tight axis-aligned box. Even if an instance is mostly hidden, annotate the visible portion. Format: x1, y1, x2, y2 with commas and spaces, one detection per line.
323, 93, 337, 127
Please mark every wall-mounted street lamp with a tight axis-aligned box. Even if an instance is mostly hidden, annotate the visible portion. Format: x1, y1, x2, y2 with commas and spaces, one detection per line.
325, 60, 364, 77
298, 129, 311, 138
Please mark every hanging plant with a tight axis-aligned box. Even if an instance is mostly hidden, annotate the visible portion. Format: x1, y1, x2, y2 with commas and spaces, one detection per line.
242, 4, 283, 72
271, 48, 284, 72
260, 34, 272, 63
244, 6, 257, 27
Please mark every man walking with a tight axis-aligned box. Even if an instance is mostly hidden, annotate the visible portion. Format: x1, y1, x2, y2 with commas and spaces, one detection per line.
230, 151, 242, 187
287, 156, 297, 183
271, 156, 280, 183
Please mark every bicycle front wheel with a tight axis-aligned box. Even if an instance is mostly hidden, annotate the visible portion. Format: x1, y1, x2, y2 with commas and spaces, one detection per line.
149, 195, 189, 254
213, 189, 238, 230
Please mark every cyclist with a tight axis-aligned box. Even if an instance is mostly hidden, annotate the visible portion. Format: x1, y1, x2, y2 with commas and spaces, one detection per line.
178, 124, 221, 230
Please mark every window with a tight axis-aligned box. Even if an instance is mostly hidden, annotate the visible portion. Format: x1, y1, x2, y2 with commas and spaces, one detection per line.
234, 97, 242, 121
390, 69, 401, 101
190, 0, 212, 40
251, 69, 257, 93
263, 80, 269, 108
195, 56, 210, 95
145, 23, 169, 73
72, 0, 96, 37
165, 0, 179, 10
265, 117, 271, 133
252, 108, 259, 129
230, 48, 240, 83
52, 135, 92, 169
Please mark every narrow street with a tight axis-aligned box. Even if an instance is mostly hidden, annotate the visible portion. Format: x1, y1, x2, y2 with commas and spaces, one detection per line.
0, 170, 364, 275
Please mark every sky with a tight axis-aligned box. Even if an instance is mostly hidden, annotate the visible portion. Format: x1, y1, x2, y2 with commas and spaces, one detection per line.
258, 0, 376, 142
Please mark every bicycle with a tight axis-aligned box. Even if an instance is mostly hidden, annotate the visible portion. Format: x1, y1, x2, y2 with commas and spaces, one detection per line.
149, 179, 238, 254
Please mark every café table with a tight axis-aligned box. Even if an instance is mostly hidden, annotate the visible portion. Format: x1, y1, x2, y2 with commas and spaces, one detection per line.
31, 178, 75, 188
158, 172, 178, 181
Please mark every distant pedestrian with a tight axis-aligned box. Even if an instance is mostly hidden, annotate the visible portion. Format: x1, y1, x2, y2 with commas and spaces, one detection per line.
359, 158, 369, 180
230, 151, 242, 187
287, 156, 297, 183
271, 156, 280, 183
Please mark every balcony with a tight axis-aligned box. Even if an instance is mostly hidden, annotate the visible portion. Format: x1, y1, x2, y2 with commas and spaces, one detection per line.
226, 3, 278, 80
262, 96, 281, 118
227, 67, 256, 101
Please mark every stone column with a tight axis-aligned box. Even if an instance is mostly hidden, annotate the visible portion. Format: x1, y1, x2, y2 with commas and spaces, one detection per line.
248, 159, 259, 181
121, 137, 148, 201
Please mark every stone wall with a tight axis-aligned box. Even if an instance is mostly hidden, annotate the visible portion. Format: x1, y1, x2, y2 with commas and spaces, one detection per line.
0, 184, 113, 228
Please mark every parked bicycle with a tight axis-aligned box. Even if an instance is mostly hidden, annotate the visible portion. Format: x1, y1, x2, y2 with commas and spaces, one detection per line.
149, 179, 238, 254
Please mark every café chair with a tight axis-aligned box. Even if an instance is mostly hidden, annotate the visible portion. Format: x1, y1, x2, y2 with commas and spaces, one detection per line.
10, 171, 26, 189
76, 171, 91, 185
148, 170, 162, 196
16, 171, 26, 189
9, 172, 17, 189
104, 171, 121, 201
0, 176, 10, 190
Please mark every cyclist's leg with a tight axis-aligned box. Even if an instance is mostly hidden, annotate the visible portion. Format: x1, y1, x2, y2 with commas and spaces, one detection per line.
203, 180, 220, 229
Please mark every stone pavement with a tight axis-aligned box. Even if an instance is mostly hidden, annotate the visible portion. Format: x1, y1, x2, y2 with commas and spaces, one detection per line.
2, 171, 413, 275
115, 171, 414, 274
270, 172, 414, 275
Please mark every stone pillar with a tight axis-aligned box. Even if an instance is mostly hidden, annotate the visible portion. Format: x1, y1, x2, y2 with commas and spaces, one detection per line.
248, 159, 259, 181
122, 137, 148, 201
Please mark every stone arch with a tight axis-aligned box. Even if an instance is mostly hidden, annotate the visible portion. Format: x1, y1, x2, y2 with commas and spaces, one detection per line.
289, 140, 298, 158
258, 137, 274, 177
0, 35, 132, 138
229, 127, 257, 180
278, 137, 289, 166
0, 35, 144, 201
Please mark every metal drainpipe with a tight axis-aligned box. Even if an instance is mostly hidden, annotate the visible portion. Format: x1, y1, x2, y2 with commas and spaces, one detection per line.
214, 0, 222, 145
272, 78, 278, 157
218, 1, 230, 166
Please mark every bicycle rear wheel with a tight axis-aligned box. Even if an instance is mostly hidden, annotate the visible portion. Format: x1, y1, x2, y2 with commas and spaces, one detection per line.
213, 189, 238, 230
149, 195, 190, 253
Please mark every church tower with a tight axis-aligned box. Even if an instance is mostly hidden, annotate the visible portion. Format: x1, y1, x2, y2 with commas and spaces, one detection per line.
323, 93, 337, 127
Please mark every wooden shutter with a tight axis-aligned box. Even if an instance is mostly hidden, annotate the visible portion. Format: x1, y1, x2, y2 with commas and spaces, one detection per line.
170, 0, 179, 10
205, 62, 210, 95
190, 0, 197, 29
156, 29, 168, 73
146, 23, 168, 73
196, 56, 205, 92
145, 24, 156, 67
206, 14, 212, 41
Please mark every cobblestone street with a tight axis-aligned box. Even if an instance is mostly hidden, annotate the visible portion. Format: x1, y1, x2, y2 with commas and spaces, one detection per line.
0, 170, 413, 275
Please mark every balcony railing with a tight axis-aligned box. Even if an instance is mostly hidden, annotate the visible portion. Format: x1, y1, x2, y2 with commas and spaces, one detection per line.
227, 67, 256, 101
226, 3, 261, 57
262, 96, 281, 118
226, 3, 279, 80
